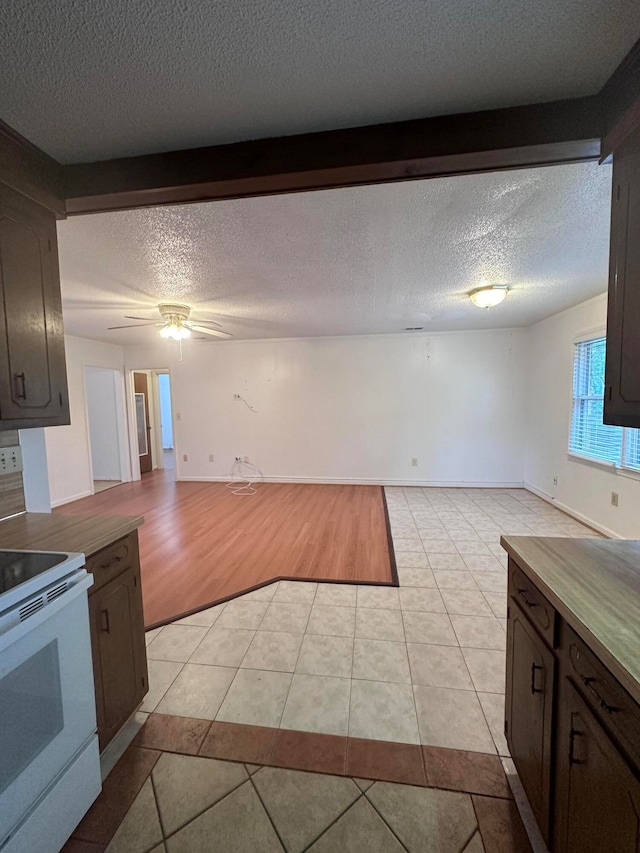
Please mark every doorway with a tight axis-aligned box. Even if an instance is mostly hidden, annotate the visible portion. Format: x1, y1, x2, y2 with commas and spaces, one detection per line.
133, 372, 153, 474
158, 373, 174, 474
84, 366, 125, 493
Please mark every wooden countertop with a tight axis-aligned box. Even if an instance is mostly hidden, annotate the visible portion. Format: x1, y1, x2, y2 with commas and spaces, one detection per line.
0, 512, 144, 557
501, 536, 640, 704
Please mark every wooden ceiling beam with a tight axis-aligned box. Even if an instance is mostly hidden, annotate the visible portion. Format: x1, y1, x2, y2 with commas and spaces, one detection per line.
2, 37, 639, 216
600, 37, 640, 160
0, 120, 65, 216
62, 96, 602, 215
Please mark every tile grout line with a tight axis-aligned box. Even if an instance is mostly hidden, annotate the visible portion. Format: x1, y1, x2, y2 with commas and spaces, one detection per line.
469, 793, 487, 852
295, 791, 367, 853
161, 773, 258, 846
247, 771, 288, 851
211, 656, 244, 724
145, 660, 185, 714
346, 603, 356, 740
361, 786, 412, 853
275, 584, 317, 731
148, 765, 167, 841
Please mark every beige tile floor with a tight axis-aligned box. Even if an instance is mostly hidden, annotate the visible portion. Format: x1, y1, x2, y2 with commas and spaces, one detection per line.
143, 487, 599, 756
103, 753, 487, 853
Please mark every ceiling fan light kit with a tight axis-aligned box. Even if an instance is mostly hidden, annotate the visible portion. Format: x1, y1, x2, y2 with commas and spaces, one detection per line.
107, 302, 232, 340
160, 321, 191, 340
469, 285, 509, 309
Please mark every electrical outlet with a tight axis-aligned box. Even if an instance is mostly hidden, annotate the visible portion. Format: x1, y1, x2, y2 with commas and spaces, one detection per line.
611, 491, 619, 507
183, 454, 188, 462
411, 457, 418, 467
242, 456, 249, 463
233, 394, 241, 400
235, 456, 242, 462
553, 476, 558, 486
209, 454, 214, 462
0, 446, 22, 475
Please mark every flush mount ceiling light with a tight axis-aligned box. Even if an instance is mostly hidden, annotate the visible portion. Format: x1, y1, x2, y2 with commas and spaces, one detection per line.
469, 285, 509, 309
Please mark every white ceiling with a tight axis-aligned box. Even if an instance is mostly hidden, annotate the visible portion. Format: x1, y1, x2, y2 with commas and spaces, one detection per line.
1, 0, 638, 162
57, 162, 612, 344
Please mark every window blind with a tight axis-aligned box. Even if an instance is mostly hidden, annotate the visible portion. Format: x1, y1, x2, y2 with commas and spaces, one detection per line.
623, 429, 640, 471
569, 337, 640, 471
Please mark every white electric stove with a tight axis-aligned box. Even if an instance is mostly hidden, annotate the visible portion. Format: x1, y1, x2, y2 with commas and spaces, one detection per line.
0, 550, 102, 852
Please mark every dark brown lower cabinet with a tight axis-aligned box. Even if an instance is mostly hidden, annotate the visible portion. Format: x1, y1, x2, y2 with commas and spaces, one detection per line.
505, 555, 640, 853
87, 532, 148, 751
554, 680, 640, 853
506, 600, 555, 844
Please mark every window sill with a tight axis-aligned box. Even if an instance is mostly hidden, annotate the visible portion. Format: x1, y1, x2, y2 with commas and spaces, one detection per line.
567, 452, 640, 480
618, 466, 640, 482
567, 451, 616, 470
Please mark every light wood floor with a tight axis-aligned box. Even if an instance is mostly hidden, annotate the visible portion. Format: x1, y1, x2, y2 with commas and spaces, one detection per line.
56, 470, 394, 627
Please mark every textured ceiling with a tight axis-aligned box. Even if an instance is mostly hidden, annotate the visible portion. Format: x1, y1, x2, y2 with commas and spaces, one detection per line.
57, 162, 612, 343
1, 0, 638, 163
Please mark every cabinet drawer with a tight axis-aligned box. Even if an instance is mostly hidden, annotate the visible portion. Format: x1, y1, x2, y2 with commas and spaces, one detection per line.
564, 625, 640, 768
86, 532, 138, 594
508, 559, 557, 648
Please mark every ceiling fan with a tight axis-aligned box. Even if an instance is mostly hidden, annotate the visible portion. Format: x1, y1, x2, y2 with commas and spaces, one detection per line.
108, 303, 232, 340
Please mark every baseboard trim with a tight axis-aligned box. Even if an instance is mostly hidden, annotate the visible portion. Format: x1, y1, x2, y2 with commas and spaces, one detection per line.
50, 489, 93, 508
176, 475, 525, 488
523, 483, 620, 539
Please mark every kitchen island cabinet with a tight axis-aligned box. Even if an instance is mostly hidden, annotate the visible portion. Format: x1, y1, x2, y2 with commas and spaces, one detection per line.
501, 536, 640, 853
0, 512, 148, 751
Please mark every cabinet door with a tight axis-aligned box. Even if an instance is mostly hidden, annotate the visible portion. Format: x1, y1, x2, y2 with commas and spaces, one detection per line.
604, 122, 640, 428
554, 679, 640, 853
506, 600, 555, 844
0, 184, 69, 427
89, 566, 148, 751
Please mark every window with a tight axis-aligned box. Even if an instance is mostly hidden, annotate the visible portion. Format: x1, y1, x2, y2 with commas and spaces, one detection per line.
570, 337, 640, 471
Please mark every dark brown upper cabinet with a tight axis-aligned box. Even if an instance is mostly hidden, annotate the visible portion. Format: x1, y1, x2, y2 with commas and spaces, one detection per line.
0, 183, 69, 429
604, 122, 640, 428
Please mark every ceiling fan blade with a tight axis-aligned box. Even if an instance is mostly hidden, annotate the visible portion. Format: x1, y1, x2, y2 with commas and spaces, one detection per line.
189, 324, 232, 339
188, 319, 223, 328
124, 315, 161, 321
107, 322, 161, 330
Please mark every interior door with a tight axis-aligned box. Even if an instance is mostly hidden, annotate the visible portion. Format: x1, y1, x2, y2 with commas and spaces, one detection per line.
133, 372, 152, 474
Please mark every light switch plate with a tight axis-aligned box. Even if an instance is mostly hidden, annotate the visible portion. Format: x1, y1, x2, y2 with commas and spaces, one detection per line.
0, 445, 23, 475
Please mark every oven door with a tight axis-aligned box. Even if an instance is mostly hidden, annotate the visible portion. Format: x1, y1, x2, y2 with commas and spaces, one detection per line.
0, 576, 97, 845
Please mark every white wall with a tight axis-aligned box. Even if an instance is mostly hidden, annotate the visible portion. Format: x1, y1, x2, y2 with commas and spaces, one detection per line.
525, 293, 640, 538
45, 336, 132, 507
125, 330, 526, 486
40, 299, 640, 536
85, 367, 122, 480
19, 428, 52, 512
